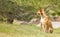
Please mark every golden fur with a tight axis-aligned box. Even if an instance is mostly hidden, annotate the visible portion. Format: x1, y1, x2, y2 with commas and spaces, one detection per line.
37, 8, 53, 33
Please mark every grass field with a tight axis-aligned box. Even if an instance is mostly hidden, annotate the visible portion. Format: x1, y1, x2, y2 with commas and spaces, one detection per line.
0, 22, 60, 37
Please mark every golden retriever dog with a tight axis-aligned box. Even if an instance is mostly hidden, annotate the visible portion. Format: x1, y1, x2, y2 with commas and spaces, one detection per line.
37, 8, 53, 33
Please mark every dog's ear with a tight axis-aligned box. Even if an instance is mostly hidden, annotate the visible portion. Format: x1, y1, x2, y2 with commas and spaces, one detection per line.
40, 9, 43, 14
37, 8, 45, 16
40, 8, 45, 13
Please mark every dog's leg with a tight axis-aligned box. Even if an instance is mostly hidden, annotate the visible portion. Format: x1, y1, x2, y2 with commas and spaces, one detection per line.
40, 22, 42, 31
44, 23, 49, 33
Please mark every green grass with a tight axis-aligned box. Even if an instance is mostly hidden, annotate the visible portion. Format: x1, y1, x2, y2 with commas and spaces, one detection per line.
0, 22, 60, 37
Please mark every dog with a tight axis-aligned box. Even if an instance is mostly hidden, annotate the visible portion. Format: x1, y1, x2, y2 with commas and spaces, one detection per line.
37, 8, 53, 33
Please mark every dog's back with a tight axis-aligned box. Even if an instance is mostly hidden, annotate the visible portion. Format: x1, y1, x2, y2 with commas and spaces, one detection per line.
43, 17, 53, 33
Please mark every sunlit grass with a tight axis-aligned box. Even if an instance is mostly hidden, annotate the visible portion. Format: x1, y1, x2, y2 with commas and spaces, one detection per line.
0, 22, 60, 37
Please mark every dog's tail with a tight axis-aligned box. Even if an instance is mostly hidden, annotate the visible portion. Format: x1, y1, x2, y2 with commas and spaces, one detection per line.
48, 21, 53, 33
49, 28, 53, 33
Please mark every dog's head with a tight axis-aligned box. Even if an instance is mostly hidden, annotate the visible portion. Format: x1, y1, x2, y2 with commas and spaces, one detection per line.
37, 8, 44, 16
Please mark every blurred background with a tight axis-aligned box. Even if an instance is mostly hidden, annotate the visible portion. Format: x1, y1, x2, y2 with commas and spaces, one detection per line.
0, 0, 60, 24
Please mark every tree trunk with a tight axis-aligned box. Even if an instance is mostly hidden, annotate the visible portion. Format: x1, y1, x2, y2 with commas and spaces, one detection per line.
7, 18, 13, 24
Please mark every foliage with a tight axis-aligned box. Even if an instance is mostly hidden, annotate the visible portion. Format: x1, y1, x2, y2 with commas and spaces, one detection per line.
0, 0, 60, 21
